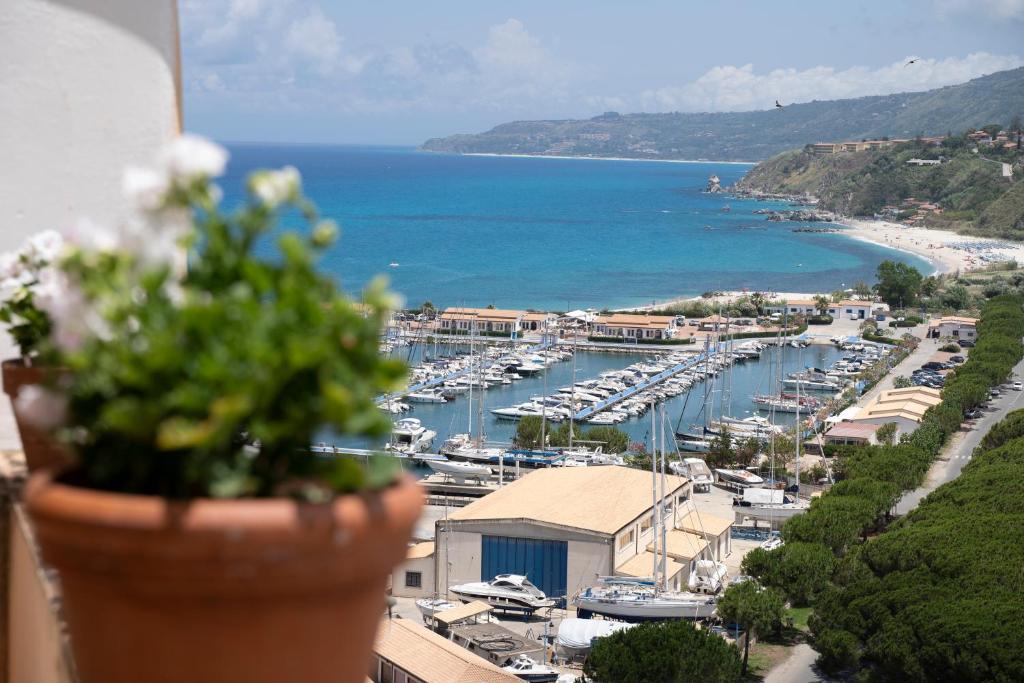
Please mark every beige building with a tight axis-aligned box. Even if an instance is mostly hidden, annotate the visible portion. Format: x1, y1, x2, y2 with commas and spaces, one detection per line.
592, 313, 678, 340
852, 386, 943, 436
437, 307, 556, 336
928, 316, 978, 340
391, 541, 436, 599
824, 422, 883, 446
371, 617, 519, 683
436, 467, 727, 602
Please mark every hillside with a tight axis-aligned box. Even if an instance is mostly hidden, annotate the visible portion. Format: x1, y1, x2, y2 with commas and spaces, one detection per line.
422, 68, 1024, 161
736, 135, 1024, 238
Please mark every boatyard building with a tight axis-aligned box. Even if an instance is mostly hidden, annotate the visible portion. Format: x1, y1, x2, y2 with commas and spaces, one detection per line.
851, 386, 943, 436
928, 315, 978, 340
372, 617, 519, 682
436, 467, 726, 603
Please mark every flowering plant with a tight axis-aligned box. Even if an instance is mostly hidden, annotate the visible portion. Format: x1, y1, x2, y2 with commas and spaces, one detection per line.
0, 230, 64, 358
37, 135, 406, 499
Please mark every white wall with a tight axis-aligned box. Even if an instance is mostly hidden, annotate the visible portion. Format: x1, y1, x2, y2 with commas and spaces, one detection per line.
0, 0, 182, 447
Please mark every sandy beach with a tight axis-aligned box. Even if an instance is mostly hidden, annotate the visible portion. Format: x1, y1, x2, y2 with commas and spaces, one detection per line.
838, 218, 1024, 275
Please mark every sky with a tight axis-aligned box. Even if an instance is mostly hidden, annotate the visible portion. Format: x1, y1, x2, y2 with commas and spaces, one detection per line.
180, 0, 1024, 145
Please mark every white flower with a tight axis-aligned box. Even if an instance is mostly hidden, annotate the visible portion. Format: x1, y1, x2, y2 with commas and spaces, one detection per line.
159, 134, 228, 183
0, 252, 19, 280
249, 166, 301, 208
63, 218, 121, 254
14, 385, 68, 431
33, 268, 111, 352
123, 166, 169, 212
0, 277, 24, 304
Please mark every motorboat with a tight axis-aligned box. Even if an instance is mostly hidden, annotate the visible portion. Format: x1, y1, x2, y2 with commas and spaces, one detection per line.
669, 458, 714, 491
575, 577, 717, 621
715, 469, 764, 487
502, 655, 560, 682
377, 399, 410, 414
415, 597, 458, 619
687, 560, 728, 595
405, 388, 448, 403
449, 574, 556, 612
555, 618, 635, 657
760, 534, 784, 551
384, 417, 436, 455
427, 458, 491, 484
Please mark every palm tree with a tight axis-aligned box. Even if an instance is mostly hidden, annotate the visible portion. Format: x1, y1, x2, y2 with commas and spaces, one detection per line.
814, 295, 830, 316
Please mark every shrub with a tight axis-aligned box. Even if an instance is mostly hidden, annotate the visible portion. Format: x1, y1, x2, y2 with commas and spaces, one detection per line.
584, 620, 742, 683
939, 342, 961, 352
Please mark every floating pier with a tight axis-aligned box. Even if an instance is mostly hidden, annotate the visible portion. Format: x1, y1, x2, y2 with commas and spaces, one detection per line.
572, 347, 717, 421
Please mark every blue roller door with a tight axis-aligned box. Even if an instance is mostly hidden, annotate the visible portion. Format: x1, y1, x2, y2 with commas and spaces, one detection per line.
481, 535, 568, 602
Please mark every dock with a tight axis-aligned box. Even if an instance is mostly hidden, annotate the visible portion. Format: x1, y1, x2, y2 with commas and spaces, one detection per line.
572, 347, 716, 421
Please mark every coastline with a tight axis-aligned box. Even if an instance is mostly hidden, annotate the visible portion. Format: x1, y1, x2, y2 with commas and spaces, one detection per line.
459, 152, 756, 165
835, 218, 1024, 275
622, 217, 1024, 313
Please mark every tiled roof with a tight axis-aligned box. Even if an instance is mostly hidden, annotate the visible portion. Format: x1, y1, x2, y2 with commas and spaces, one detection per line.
374, 618, 518, 682
449, 466, 687, 535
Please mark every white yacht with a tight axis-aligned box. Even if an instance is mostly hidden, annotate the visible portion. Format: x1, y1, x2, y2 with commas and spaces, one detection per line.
384, 417, 436, 455
556, 618, 634, 657
426, 459, 491, 484
449, 574, 556, 612
734, 488, 810, 522
715, 468, 764, 487
377, 399, 410, 414
405, 387, 448, 403
415, 597, 458, 619
440, 434, 507, 464
669, 458, 714, 492
687, 560, 728, 594
575, 577, 717, 621
501, 655, 560, 682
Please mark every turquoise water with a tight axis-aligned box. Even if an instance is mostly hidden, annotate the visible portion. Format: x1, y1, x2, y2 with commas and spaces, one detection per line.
220, 144, 931, 310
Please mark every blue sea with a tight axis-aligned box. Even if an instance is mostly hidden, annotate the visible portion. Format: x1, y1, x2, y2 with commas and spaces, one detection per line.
219, 144, 931, 311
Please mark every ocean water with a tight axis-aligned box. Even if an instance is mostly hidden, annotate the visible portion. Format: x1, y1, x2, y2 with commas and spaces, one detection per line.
219, 144, 931, 310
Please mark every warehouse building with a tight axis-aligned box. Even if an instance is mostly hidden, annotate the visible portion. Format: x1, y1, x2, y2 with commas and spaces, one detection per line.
435, 466, 729, 603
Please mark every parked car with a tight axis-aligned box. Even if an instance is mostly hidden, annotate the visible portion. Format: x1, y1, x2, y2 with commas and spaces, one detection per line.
949, 355, 965, 364
1013, 381, 1023, 391
965, 408, 983, 419
921, 361, 946, 371
959, 340, 975, 347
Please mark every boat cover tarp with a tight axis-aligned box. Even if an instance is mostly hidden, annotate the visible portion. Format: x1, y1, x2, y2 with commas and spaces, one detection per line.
743, 488, 785, 504
557, 618, 634, 650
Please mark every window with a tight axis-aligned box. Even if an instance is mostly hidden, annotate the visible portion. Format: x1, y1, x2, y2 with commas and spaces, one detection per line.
405, 571, 422, 588
617, 528, 635, 550
640, 515, 653, 534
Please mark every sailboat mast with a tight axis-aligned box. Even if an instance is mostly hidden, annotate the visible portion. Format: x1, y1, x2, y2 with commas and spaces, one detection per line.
659, 404, 668, 588
794, 345, 801, 498
651, 399, 658, 582
467, 317, 474, 437
569, 329, 577, 451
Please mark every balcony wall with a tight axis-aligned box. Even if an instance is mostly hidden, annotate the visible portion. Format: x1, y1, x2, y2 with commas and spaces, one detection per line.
1, 453, 76, 683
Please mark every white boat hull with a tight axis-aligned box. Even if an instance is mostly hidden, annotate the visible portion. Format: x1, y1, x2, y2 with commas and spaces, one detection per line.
576, 592, 716, 621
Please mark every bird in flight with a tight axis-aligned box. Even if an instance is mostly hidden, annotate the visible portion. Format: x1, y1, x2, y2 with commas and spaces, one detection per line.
775, 100, 784, 109
905, 58, 918, 67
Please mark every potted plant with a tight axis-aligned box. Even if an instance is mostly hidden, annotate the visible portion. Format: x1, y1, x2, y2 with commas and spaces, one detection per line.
24, 135, 422, 682
0, 229, 73, 471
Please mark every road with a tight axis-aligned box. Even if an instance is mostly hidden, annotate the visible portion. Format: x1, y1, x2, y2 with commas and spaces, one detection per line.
896, 355, 1024, 513
766, 351, 1024, 682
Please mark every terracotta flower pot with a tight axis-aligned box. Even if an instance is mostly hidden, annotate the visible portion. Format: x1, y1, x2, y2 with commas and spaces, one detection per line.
2, 358, 72, 472
25, 470, 423, 683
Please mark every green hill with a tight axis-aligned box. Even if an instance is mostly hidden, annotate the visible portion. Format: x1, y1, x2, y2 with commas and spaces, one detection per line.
737, 135, 1024, 238
422, 68, 1024, 161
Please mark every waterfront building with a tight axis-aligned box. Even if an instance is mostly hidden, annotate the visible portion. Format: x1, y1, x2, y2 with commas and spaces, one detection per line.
592, 313, 678, 340
435, 467, 725, 602
391, 541, 436, 599
438, 307, 524, 334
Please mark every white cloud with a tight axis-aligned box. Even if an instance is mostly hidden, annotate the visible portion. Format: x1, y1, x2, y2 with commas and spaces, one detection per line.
284, 7, 345, 75
640, 52, 1024, 113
